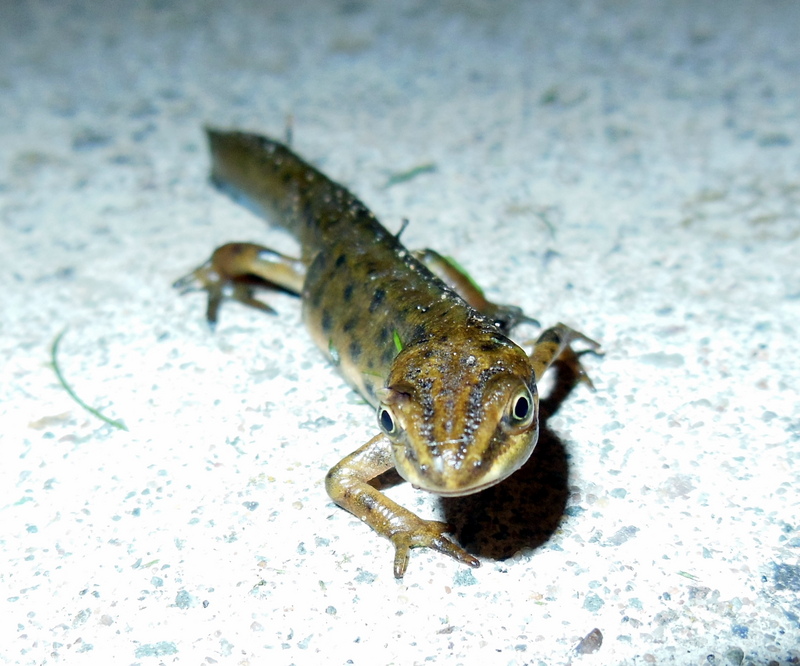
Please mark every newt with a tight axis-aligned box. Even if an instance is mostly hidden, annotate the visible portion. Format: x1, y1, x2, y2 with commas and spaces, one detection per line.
174, 129, 600, 578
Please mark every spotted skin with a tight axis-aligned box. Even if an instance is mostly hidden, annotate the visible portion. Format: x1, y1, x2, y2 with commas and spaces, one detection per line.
174, 129, 600, 578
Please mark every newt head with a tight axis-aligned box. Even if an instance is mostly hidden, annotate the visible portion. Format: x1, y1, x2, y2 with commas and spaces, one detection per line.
375, 333, 538, 497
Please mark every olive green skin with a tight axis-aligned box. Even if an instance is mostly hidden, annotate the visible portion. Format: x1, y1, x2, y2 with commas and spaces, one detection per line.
177, 129, 597, 577
205, 129, 540, 494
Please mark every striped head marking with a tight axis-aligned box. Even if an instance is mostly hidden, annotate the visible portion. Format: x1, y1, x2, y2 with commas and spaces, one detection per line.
376, 333, 539, 496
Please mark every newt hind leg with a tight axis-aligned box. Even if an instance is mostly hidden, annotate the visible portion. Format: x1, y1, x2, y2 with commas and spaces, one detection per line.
174, 242, 307, 326
414, 248, 539, 335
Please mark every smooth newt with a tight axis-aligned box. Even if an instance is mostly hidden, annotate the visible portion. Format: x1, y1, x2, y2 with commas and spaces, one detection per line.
175, 129, 600, 578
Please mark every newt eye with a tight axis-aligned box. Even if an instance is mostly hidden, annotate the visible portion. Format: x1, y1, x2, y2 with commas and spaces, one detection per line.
377, 405, 398, 435
508, 387, 535, 428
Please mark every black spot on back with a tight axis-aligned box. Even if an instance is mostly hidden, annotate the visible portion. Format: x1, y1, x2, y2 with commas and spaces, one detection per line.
381, 346, 395, 366
302, 200, 314, 223
411, 324, 429, 344
362, 260, 381, 277
369, 288, 386, 314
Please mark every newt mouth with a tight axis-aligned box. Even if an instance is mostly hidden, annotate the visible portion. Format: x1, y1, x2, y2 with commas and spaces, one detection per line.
412, 475, 507, 497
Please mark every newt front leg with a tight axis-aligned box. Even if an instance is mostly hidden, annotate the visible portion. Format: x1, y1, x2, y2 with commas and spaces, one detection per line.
325, 433, 480, 579
526, 323, 601, 387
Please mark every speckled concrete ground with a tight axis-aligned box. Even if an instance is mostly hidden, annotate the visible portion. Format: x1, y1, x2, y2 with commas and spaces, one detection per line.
2, 1, 799, 664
